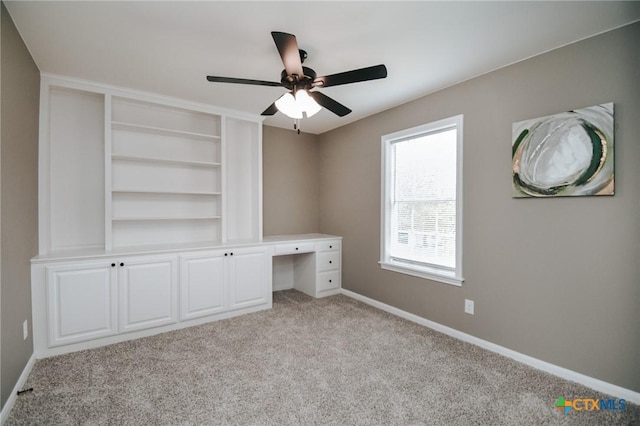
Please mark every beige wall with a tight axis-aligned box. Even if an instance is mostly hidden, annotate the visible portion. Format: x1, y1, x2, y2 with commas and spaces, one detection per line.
317, 22, 640, 392
1, 2, 39, 408
263, 125, 319, 236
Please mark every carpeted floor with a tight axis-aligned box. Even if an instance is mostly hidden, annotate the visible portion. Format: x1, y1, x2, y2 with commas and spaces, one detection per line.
7, 290, 639, 425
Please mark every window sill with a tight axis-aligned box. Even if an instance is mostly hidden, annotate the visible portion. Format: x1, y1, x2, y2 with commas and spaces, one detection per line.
379, 261, 464, 287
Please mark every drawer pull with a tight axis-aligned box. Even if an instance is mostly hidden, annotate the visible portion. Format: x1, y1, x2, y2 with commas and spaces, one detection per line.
329, 245, 333, 249
111, 263, 116, 267
120, 262, 124, 267
329, 279, 332, 283
329, 260, 332, 264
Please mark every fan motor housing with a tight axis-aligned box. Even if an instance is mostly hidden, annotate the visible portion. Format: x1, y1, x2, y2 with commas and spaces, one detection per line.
281, 66, 317, 90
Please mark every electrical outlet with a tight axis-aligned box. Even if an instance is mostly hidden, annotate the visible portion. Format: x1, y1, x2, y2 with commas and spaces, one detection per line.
23, 320, 28, 340
464, 299, 474, 315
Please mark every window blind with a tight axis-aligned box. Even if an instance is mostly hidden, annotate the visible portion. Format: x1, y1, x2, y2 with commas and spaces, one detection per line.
391, 128, 457, 269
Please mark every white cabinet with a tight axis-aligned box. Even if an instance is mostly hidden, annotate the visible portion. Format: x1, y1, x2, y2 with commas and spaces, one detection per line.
33, 236, 339, 358
118, 256, 178, 333
179, 246, 271, 321
46, 261, 117, 347
45, 256, 178, 347
179, 251, 226, 320
34, 244, 273, 356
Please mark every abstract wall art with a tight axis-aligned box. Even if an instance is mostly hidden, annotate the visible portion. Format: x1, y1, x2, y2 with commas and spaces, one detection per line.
512, 103, 614, 198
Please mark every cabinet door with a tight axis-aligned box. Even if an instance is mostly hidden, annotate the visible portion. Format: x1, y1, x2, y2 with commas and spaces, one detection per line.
180, 251, 226, 320
228, 247, 270, 310
119, 256, 178, 333
46, 262, 117, 347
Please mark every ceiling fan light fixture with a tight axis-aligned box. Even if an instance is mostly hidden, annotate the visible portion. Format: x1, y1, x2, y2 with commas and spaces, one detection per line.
296, 90, 321, 118
275, 92, 302, 119
275, 90, 321, 119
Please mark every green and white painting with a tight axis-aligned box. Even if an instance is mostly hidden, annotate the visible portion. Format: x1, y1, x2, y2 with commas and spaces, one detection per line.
512, 103, 614, 198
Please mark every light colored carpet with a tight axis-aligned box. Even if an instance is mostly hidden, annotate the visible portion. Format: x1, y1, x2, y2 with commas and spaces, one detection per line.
7, 290, 639, 425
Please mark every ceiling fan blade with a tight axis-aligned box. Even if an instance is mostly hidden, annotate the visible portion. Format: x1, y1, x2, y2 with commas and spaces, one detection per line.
309, 91, 352, 117
206, 76, 281, 87
261, 102, 279, 116
313, 64, 387, 88
271, 31, 304, 78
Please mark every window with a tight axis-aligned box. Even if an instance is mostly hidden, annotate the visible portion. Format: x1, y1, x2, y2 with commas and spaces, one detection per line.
380, 115, 463, 286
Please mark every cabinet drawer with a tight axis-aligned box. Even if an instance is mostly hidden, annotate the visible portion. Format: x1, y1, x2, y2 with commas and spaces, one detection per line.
274, 242, 315, 256
317, 251, 340, 272
316, 240, 341, 252
317, 270, 341, 292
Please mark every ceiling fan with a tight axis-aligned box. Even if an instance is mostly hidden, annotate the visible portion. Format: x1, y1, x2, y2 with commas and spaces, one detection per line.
206, 31, 387, 126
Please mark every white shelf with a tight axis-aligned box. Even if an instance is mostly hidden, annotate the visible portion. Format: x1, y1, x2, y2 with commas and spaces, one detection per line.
113, 216, 221, 221
112, 121, 220, 141
112, 189, 221, 196
112, 154, 221, 168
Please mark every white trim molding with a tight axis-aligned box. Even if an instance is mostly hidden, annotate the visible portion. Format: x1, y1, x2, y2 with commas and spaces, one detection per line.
0, 354, 36, 425
341, 288, 640, 405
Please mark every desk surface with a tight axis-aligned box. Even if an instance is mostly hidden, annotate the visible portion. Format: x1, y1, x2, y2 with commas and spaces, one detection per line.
32, 233, 341, 263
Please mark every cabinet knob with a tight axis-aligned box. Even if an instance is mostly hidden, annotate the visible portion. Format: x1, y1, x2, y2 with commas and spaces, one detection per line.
329, 260, 332, 264
329, 245, 333, 249
224, 253, 228, 256
329, 279, 332, 283
295, 247, 299, 250
230, 252, 234, 256
111, 263, 116, 267
120, 262, 124, 267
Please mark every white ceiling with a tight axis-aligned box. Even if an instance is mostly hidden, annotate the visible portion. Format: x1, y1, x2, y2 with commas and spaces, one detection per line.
6, 1, 640, 135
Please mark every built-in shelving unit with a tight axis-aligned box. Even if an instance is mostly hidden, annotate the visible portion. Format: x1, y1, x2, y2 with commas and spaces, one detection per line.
32, 76, 344, 363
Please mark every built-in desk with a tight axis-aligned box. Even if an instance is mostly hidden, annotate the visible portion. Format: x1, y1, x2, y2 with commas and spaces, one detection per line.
267, 234, 342, 298
30, 234, 341, 358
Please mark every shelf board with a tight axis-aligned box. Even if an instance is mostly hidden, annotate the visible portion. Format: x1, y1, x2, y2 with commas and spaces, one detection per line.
112, 121, 221, 141
112, 216, 221, 221
112, 154, 220, 168
112, 189, 221, 196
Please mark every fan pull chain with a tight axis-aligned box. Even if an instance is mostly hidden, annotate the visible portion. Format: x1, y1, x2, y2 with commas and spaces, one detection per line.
294, 119, 301, 135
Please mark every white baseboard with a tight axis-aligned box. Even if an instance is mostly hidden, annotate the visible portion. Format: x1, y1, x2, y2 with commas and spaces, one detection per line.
341, 289, 640, 405
0, 353, 36, 425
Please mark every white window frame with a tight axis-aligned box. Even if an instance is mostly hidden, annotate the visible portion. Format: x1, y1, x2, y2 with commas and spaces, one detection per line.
380, 115, 464, 286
